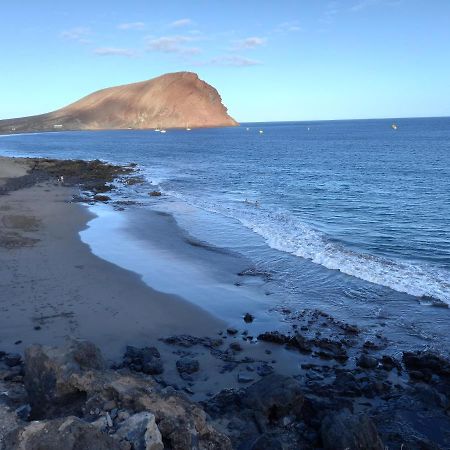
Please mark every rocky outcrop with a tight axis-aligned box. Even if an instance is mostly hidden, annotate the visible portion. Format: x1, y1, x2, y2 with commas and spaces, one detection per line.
320, 410, 384, 450
3, 339, 232, 450
0, 72, 238, 134
3, 416, 129, 450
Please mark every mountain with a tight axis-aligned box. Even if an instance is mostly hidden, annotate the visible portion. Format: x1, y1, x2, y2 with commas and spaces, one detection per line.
0, 72, 238, 133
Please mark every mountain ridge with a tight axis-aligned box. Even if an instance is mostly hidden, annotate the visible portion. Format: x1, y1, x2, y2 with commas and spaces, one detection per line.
0, 72, 238, 134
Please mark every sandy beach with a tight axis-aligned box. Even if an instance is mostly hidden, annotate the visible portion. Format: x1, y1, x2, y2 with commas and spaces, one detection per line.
0, 157, 223, 359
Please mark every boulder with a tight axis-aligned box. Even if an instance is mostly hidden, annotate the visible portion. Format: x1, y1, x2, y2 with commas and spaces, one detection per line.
0, 404, 20, 447
403, 351, 450, 379
321, 410, 384, 450
176, 357, 200, 375
115, 412, 163, 450
242, 375, 304, 424
2, 416, 129, 450
4, 354, 22, 368
357, 353, 378, 369
24, 339, 105, 417
20, 340, 231, 449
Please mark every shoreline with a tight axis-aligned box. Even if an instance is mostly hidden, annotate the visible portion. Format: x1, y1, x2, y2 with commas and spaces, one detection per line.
1, 155, 450, 449
0, 157, 224, 360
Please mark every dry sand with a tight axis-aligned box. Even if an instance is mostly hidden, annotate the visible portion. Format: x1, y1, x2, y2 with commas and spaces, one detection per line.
0, 158, 223, 360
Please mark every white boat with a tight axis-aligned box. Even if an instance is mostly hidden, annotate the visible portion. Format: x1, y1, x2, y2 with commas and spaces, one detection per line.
154, 128, 160, 132
259, 130, 264, 134
186, 123, 191, 131
160, 130, 167, 133
391, 123, 398, 130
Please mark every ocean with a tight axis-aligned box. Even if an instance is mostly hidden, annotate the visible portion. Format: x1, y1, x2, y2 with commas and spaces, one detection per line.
1, 117, 449, 354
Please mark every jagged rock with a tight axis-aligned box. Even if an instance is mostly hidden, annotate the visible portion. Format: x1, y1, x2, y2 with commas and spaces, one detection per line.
15, 404, 31, 421
4, 354, 22, 368
115, 412, 163, 450
22, 340, 231, 449
2, 416, 129, 450
0, 404, 20, 446
403, 351, 450, 379
123, 346, 164, 375
357, 353, 378, 369
176, 357, 200, 376
320, 410, 384, 450
242, 375, 304, 425
226, 328, 238, 336
24, 339, 105, 417
243, 313, 254, 323
94, 194, 111, 202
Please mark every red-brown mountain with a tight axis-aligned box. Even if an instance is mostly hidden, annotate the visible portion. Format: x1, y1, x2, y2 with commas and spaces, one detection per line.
0, 72, 238, 133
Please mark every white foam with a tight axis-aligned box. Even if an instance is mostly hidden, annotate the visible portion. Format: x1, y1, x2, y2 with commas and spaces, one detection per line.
158, 190, 450, 305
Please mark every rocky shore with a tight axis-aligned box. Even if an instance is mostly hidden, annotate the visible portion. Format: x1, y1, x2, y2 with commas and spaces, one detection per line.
1, 156, 450, 449
1, 334, 449, 450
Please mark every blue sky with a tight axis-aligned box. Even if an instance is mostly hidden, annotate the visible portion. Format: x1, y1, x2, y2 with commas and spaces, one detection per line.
1, 0, 449, 122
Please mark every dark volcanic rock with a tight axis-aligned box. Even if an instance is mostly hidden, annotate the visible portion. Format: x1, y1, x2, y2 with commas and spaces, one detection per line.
357, 353, 379, 369
115, 411, 163, 450
122, 346, 164, 375
24, 339, 106, 417
321, 410, 384, 450
162, 335, 223, 349
4, 353, 22, 367
93, 194, 111, 202
176, 357, 200, 375
243, 313, 254, 323
403, 351, 450, 379
241, 375, 304, 425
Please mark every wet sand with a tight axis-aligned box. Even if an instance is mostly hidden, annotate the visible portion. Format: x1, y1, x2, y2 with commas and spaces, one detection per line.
0, 157, 223, 360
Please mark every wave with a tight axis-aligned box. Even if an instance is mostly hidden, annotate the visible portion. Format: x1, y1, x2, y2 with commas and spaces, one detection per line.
154, 184, 450, 305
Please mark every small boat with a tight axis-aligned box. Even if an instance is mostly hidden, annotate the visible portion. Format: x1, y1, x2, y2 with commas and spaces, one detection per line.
391, 123, 398, 130
154, 128, 160, 132
160, 129, 167, 133
259, 130, 264, 134
186, 123, 191, 131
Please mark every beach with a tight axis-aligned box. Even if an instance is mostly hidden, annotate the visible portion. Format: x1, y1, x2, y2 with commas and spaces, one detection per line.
1, 154, 450, 449
0, 157, 225, 359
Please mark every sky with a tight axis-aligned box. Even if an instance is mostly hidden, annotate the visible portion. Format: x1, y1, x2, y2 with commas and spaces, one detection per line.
1, 0, 449, 122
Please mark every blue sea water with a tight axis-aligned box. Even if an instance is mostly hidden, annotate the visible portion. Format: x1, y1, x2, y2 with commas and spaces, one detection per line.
1, 118, 450, 351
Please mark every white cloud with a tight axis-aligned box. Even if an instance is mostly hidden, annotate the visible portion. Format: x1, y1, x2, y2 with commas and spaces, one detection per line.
94, 47, 137, 57
169, 18, 193, 28
276, 21, 302, 33
350, 0, 401, 11
118, 22, 145, 30
209, 55, 262, 67
320, 1, 340, 25
146, 35, 201, 54
60, 26, 92, 42
232, 37, 267, 50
